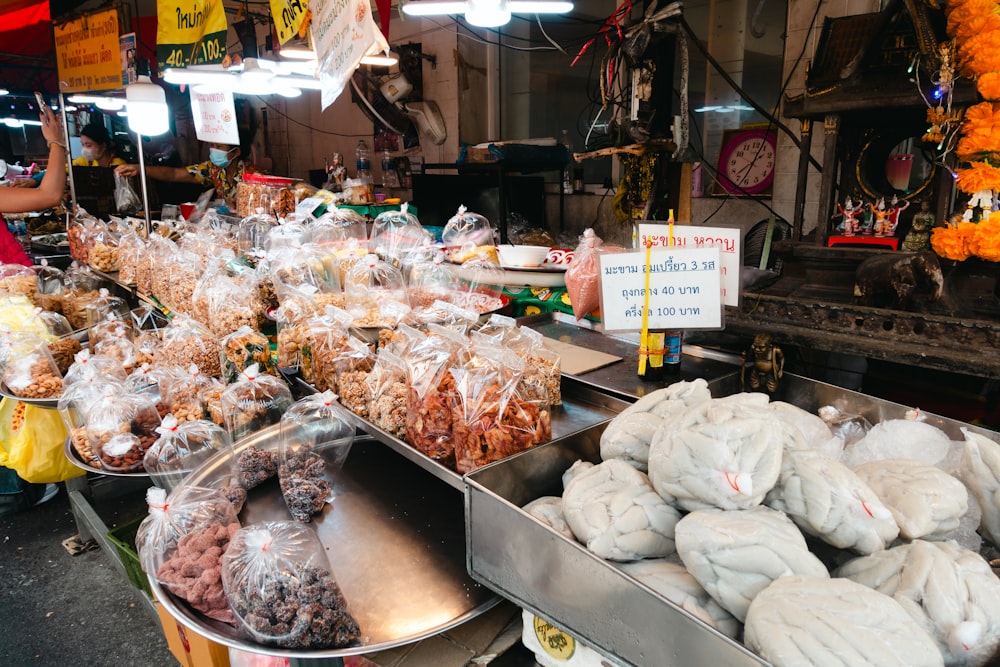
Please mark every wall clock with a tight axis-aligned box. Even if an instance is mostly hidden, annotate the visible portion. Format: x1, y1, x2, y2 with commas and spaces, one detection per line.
714, 128, 777, 196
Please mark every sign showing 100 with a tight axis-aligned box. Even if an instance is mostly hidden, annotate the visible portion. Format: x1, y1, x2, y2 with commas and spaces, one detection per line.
158, 30, 227, 67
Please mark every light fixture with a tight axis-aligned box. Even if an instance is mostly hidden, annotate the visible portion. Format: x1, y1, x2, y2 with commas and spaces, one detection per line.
401, 0, 571, 25
694, 104, 754, 113
360, 53, 400, 67
125, 75, 169, 136
0, 88, 8, 96
66, 94, 126, 110
163, 57, 320, 96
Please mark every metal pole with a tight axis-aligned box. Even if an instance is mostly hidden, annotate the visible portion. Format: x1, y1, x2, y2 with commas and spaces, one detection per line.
135, 130, 152, 236
59, 92, 76, 206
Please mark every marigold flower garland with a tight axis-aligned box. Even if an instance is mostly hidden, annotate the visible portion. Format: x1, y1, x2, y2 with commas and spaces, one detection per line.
932, 0, 1000, 260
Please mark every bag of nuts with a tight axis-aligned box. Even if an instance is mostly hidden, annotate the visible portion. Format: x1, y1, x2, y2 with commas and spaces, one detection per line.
88, 225, 120, 273
220, 326, 275, 384
207, 273, 266, 338
34, 260, 65, 314
57, 369, 124, 468
116, 231, 146, 284
0, 332, 64, 399
63, 348, 128, 388
84, 388, 162, 472
0, 263, 39, 305
220, 363, 293, 442
160, 315, 222, 378
222, 521, 360, 648
144, 414, 233, 492
366, 349, 408, 439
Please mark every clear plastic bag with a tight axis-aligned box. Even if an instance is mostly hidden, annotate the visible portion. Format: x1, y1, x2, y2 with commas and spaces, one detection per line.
564, 228, 603, 320
221, 326, 276, 384
0, 263, 39, 304
34, 260, 65, 314
368, 204, 431, 269
221, 363, 294, 441
1, 332, 63, 399
404, 336, 458, 464
305, 208, 367, 248
93, 329, 138, 374
114, 172, 142, 214
144, 415, 233, 491
442, 205, 496, 263
451, 252, 506, 314
84, 390, 161, 472
57, 372, 124, 468
269, 243, 342, 304
366, 349, 408, 439
407, 251, 462, 321
138, 486, 241, 624
344, 254, 408, 328
207, 273, 266, 337
278, 391, 354, 521
88, 225, 121, 273
116, 232, 146, 284
222, 521, 361, 648
160, 315, 222, 377
236, 211, 277, 265
62, 348, 128, 387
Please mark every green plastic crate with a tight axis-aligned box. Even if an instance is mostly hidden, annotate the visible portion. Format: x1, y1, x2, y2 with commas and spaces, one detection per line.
106, 515, 151, 597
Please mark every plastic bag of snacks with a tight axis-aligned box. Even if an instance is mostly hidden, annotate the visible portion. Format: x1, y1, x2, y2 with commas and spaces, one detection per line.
368, 204, 430, 269
264, 221, 307, 253
67, 213, 101, 264
221, 363, 293, 442
236, 211, 277, 265
34, 260, 65, 314
405, 334, 460, 465
305, 208, 367, 247
0, 263, 38, 304
93, 328, 138, 374
150, 238, 181, 303
157, 364, 210, 423
138, 486, 241, 624
269, 243, 342, 304
88, 224, 120, 273
1, 332, 63, 399
451, 251, 506, 314
189, 260, 228, 326
508, 326, 561, 406
221, 326, 276, 384
564, 228, 603, 320
57, 370, 124, 468
290, 307, 352, 390
84, 388, 162, 472
442, 206, 497, 263
160, 315, 222, 378
144, 415, 233, 491
135, 235, 175, 295
207, 273, 266, 337
278, 391, 354, 521
62, 348, 128, 387
88, 310, 133, 350
328, 336, 374, 416
344, 254, 409, 328
222, 521, 360, 648
116, 231, 146, 284
407, 252, 463, 321
164, 248, 203, 316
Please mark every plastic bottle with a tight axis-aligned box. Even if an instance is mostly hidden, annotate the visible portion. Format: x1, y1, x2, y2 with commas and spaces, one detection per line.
560, 130, 574, 195
638, 330, 683, 380
381, 149, 399, 188
355, 139, 373, 201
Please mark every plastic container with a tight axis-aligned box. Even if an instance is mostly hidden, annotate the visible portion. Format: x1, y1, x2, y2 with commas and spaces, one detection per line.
107, 515, 152, 596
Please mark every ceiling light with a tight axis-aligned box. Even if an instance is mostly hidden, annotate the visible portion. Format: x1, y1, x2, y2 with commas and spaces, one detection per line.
401, 0, 571, 24
163, 58, 319, 96
95, 98, 126, 111
126, 75, 169, 135
0, 88, 8, 96
3, 118, 22, 128
280, 46, 317, 60
360, 53, 400, 67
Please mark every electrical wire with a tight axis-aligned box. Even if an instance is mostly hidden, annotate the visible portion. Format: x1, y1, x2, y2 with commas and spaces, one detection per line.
251, 95, 374, 137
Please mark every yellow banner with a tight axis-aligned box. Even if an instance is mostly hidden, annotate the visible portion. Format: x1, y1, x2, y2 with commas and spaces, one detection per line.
54, 9, 122, 93
156, 0, 228, 68
271, 0, 310, 45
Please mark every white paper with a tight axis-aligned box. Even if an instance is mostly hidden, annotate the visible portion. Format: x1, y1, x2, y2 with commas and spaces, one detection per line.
637, 223, 742, 307
310, 0, 390, 110
190, 89, 239, 145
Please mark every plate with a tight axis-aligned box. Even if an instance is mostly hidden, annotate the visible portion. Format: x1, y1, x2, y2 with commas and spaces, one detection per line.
0, 381, 60, 408
500, 262, 568, 273
63, 437, 151, 477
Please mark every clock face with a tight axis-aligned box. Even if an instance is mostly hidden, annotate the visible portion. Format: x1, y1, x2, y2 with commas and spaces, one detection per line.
717, 129, 777, 195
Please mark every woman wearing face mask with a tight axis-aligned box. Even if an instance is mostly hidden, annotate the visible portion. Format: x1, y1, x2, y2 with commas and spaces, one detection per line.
13, 122, 124, 188
114, 139, 255, 206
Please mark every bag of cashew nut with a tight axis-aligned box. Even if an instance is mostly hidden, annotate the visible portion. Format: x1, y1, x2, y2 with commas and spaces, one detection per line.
137, 485, 241, 625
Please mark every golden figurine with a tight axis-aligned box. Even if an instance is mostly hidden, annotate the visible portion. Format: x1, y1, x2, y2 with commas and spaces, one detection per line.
741, 333, 784, 394
901, 199, 935, 252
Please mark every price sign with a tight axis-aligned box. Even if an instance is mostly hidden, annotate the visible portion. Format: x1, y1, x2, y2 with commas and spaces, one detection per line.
190, 89, 239, 144
156, 0, 227, 68
271, 0, 311, 45
637, 223, 742, 307
599, 247, 724, 332
54, 9, 123, 93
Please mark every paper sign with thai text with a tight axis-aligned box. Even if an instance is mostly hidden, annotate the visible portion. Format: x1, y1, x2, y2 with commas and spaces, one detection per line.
54, 9, 122, 93
120, 32, 137, 87
310, 0, 390, 109
636, 223, 742, 307
272, 0, 311, 44
190, 90, 239, 145
598, 247, 724, 333
156, 0, 228, 68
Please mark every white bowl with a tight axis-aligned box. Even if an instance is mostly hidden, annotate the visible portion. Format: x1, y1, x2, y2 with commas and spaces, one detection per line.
496, 244, 551, 268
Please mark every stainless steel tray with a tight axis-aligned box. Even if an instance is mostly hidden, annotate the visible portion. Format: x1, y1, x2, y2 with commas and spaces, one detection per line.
63, 436, 151, 477
465, 372, 1000, 667
152, 431, 499, 659
338, 377, 632, 491
0, 381, 60, 407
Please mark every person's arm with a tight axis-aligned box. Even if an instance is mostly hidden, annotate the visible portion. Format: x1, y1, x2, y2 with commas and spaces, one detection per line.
114, 163, 200, 184
0, 107, 66, 213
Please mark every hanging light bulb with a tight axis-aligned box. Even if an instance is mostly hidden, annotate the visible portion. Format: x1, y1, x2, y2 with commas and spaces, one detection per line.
465, 0, 511, 26
126, 75, 169, 135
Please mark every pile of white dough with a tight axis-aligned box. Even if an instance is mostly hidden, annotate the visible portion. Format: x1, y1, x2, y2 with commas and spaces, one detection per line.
521, 378, 1000, 667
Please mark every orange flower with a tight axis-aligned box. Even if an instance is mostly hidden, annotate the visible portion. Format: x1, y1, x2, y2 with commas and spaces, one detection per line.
970, 218, 1000, 261
956, 161, 1000, 194
977, 71, 1000, 100
931, 223, 976, 261
955, 103, 1000, 159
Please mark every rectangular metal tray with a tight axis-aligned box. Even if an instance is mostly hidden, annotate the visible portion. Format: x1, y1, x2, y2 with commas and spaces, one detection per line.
464, 372, 1000, 667
338, 376, 633, 491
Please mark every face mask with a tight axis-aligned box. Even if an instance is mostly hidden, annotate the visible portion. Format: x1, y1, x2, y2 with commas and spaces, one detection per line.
81, 147, 98, 162
209, 147, 233, 167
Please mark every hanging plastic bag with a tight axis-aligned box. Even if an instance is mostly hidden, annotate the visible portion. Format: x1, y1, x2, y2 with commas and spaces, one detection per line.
114, 172, 142, 214
144, 415, 233, 491
0, 397, 82, 483
564, 228, 603, 320
222, 521, 361, 648
442, 206, 496, 263
221, 363, 294, 442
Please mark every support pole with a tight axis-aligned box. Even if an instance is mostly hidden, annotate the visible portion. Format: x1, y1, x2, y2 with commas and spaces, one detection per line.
134, 130, 152, 236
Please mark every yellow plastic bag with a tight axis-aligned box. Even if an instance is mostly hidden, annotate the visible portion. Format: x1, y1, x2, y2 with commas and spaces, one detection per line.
0, 398, 84, 483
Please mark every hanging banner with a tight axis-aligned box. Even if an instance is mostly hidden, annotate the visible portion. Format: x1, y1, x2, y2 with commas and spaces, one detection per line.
310, 0, 389, 109
120, 32, 137, 87
271, 0, 311, 45
156, 0, 228, 68
190, 89, 240, 145
54, 9, 122, 93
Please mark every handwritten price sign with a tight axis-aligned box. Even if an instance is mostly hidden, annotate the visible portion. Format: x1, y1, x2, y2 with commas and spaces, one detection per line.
636, 223, 741, 307
598, 247, 724, 333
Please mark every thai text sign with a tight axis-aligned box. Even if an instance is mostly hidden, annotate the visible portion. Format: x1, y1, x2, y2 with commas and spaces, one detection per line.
191, 90, 239, 145
599, 247, 724, 332
271, 0, 311, 44
157, 0, 228, 68
636, 223, 742, 307
310, 0, 389, 109
54, 9, 122, 93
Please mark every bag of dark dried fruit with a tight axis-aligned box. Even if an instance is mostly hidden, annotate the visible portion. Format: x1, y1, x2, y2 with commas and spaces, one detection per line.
137, 486, 242, 624
220, 363, 293, 442
277, 391, 354, 522
222, 521, 361, 649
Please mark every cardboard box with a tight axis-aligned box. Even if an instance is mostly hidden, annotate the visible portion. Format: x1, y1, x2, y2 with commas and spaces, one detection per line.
153, 597, 231, 667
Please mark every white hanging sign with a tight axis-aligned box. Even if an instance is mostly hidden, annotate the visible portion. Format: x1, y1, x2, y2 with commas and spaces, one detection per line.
310, 0, 390, 110
636, 223, 742, 307
190, 89, 239, 145
598, 247, 724, 333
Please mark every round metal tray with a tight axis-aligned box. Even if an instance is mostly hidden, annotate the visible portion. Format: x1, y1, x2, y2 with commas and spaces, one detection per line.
151, 429, 499, 659
63, 437, 151, 477
0, 381, 60, 408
